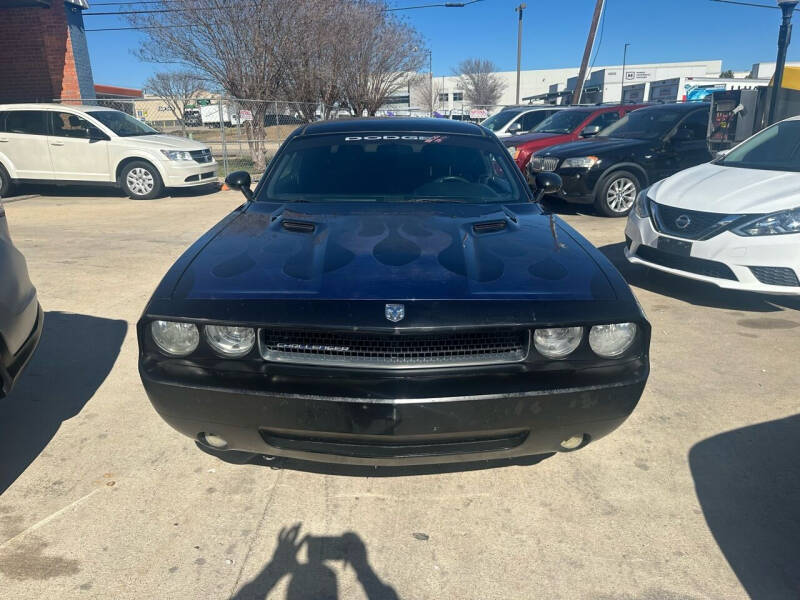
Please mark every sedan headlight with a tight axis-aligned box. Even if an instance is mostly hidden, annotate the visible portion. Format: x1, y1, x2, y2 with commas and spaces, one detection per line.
733, 207, 800, 236
151, 320, 199, 356
533, 327, 583, 359
205, 325, 256, 358
160, 150, 193, 161
633, 188, 651, 218
589, 323, 638, 358
561, 156, 599, 169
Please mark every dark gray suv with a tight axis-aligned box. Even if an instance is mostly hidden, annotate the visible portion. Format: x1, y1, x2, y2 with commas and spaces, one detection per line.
0, 199, 41, 397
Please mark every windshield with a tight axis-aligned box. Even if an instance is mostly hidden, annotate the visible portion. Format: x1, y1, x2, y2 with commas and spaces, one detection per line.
481, 110, 520, 131
720, 120, 800, 172
532, 110, 593, 134
599, 108, 686, 140
87, 110, 158, 137
261, 133, 525, 204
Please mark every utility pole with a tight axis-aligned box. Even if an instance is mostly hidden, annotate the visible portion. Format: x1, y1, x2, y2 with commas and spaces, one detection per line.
768, 0, 798, 124
429, 49, 434, 117
515, 4, 526, 104
572, 0, 605, 105
621, 42, 630, 103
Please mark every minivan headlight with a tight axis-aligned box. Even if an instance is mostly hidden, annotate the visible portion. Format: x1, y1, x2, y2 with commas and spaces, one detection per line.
205, 325, 256, 358
151, 320, 199, 356
533, 327, 583, 359
161, 150, 193, 161
733, 207, 800, 236
633, 188, 651, 218
589, 323, 638, 358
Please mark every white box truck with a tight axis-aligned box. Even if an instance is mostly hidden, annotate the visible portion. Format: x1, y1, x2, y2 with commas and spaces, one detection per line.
199, 104, 241, 128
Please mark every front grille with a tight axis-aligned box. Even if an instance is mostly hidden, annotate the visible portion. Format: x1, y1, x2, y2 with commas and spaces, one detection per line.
190, 149, 213, 164
636, 245, 737, 280
749, 266, 800, 287
650, 202, 742, 240
259, 328, 529, 368
529, 156, 559, 172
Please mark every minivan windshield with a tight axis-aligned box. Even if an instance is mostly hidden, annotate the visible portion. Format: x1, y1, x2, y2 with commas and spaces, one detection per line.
261, 133, 525, 204
719, 120, 800, 172
532, 109, 593, 134
481, 110, 521, 132
600, 108, 687, 140
87, 110, 158, 137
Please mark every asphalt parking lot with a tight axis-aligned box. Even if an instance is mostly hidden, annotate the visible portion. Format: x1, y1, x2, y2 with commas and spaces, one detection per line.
1, 189, 798, 600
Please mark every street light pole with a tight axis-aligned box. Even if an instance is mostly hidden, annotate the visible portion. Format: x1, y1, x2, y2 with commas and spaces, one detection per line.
621, 42, 630, 103
768, 0, 798, 124
515, 4, 526, 104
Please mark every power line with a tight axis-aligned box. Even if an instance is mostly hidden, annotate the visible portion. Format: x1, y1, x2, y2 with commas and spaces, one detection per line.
83, 0, 485, 18
707, 0, 800, 11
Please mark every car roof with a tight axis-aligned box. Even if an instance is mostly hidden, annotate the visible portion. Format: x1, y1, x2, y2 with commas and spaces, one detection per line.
637, 102, 708, 112
298, 117, 487, 137
0, 103, 116, 112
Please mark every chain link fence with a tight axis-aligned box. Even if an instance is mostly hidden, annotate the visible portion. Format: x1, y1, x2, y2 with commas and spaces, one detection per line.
55, 97, 505, 180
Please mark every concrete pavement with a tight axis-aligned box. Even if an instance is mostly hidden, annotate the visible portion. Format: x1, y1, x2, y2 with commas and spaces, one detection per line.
1, 191, 798, 599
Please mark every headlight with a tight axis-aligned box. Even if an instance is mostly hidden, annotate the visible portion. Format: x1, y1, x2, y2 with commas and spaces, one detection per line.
589, 323, 638, 358
160, 150, 193, 161
732, 207, 800, 236
633, 188, 651, 218
561, 156, 599, 169
151, 320, 199, 356
533, 327, 583, 359
205, 325, 256, 358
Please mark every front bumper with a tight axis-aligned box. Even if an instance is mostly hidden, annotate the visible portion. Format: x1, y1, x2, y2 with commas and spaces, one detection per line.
527, 167, 600, 204
625, 212, 800, 295
0, 303, 43, 398
140, 361, 648, 466
161, 160, 218, 188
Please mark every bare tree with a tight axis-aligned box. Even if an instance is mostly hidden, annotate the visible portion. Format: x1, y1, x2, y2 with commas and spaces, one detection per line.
144, 71, 205, 134
129, 0, 295, 167
340, 1, 426, 116
454, 58, 507, 107
410, 73, 444, 115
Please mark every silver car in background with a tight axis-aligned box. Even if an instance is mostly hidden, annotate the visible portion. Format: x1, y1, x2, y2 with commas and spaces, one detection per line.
0, 199, 42, 397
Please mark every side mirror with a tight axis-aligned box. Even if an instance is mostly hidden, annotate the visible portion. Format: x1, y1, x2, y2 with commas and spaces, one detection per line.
88, 128, 109, 141
671, 128, 695, 142
225, 170, 254, 201
715, 148, 731, 160
533, 172, 562, 203
507, 121, 523, 133
581, 124, 601, 137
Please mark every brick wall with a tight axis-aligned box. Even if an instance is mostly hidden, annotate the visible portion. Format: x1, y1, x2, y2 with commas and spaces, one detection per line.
0, 1, 95, 103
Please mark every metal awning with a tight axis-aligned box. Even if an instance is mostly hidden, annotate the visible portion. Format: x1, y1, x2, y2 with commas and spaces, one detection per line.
1, 0, 89, 7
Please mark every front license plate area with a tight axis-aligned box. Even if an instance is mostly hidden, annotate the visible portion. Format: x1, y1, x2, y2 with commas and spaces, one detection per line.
657, 236, 692, 257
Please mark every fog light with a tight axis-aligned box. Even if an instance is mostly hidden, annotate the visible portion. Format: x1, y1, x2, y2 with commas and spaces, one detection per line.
202, 433, 228, 449
559, 434, 585, 451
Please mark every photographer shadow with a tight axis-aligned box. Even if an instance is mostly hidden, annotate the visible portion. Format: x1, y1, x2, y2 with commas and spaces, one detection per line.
0, 311, 127, 496
232, 524, 398, 600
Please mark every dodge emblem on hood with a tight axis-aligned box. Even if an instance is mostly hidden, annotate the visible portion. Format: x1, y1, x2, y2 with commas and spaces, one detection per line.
385, 303, 405, 322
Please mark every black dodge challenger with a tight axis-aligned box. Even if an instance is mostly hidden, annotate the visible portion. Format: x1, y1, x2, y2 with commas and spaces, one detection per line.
138, 118, 649, 466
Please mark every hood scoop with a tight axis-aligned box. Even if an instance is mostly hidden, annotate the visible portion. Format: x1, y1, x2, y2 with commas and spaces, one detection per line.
472, 220, 508, 234
281, 220, 316, 234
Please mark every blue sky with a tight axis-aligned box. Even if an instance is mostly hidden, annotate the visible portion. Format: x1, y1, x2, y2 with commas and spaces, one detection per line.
85, 0, 796, 89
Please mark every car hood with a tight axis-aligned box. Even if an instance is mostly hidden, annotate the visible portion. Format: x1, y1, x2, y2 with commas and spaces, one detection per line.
650, 162, 800, 214
540, 137, 650, 158
173, 202, 617, 301
504, 132, 562, 146
114, 134, 209, 151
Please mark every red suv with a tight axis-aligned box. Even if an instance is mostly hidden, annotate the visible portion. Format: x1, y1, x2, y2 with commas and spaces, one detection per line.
503, 104, 647, 171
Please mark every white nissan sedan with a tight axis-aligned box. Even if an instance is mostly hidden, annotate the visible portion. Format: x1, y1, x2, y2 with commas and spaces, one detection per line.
625, 116, 800, 295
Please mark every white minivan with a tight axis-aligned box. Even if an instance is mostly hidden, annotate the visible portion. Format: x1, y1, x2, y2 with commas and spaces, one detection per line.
0, 104, 217, 200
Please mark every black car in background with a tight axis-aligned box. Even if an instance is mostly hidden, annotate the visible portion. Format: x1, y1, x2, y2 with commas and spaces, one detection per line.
0, 200, 42, 398
528, 103, 712, 217
138, 118, 650, 466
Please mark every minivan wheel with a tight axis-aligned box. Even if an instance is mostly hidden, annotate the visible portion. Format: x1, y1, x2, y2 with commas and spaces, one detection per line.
120, 161, 164, 200
595, 170, 640, 217
0, 163, 12, 199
